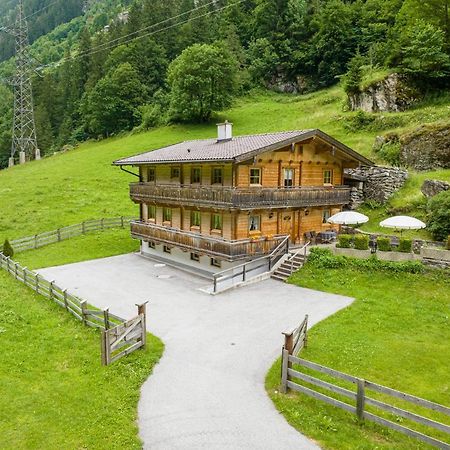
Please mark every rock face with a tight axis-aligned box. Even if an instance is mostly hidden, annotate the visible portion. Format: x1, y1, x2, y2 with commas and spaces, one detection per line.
348, 73, 418, 112
345, 165, 408, 203
400, 123, 450, 171
421, 179, 450, 198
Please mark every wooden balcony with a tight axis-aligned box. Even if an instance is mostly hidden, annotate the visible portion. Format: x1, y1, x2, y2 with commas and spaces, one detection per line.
130, 221, 288, 261
130, 183, 350, 210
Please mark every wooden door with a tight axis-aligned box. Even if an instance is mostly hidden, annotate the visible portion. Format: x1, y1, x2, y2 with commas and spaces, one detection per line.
279, 211, 294, 241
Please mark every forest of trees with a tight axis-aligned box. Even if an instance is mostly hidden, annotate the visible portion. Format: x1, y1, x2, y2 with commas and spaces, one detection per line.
0, 0, 449, 168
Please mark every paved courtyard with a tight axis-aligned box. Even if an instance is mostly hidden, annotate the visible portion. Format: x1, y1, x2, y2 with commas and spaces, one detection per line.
39, 253, 354, 450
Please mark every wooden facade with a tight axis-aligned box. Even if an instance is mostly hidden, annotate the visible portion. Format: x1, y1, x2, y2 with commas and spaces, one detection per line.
117, 129, 371, 262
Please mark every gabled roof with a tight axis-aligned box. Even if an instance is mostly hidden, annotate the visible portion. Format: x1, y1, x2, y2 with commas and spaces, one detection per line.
113, 129, 373, 166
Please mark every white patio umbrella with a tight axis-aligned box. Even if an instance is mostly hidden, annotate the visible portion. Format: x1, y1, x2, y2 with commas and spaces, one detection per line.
327, 211, 369, 225
379, 215, 426, 232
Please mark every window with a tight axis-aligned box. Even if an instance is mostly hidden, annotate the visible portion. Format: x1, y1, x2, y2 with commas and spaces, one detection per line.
190, 252, 200, 262
211, 167, 223, 184
163, 245, 171, 254
148, 241, 155, 249
249, 215, 261, 232
148, 205, 156, 221
322, 209, 331, 224
283, 168, 294, 188
171, 166, 180, 179
211, 258, 221, 268
249, 168, 261, 185
191, 210, 201, 227
191, 167, 201, 184
323, 169, 333, 185
147, 167, 155, 182
211, 213, 222, 231
163, 207, 172, 223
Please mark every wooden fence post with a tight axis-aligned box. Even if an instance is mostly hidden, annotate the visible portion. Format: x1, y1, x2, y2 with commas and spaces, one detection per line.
23, 267, 27, 285
14, 262, 18, 279
80, 300, 87, 325
49, 281, 55, 300
120, 216, 124, 228
103, 308, 110, 330
35, 273, 39, 292
281, 348, 290, 393
57, 228, 61, 242
34, 234, 38, 249
101, 218, 104, 230
356, 379, 366, 421
136, 301, 148, 349
304, 314, 309, 349
81, 221, 86, 234
63, 289, 68, 310
101, 330, 110, 366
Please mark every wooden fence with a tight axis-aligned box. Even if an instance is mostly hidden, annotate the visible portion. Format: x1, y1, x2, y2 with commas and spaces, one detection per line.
9, 216, 135, 253
102, 302, 147, 366
280, 321, 450, 449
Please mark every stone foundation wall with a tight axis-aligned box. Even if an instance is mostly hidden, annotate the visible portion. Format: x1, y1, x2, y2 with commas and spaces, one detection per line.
345, 165, 408, 204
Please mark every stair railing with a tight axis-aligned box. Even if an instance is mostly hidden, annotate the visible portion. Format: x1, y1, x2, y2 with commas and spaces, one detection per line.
288, 241, 310, 273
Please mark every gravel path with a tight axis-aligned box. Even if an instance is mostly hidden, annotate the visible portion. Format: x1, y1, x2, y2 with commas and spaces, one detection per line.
39, 253, 353, 450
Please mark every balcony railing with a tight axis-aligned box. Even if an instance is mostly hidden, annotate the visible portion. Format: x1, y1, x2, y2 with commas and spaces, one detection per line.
130, 220, 288, 261
130, 183, 350, 209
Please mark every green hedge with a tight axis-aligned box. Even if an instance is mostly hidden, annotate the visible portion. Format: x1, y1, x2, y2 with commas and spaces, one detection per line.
398, 238, 412, 253
354, 234, 369, 250
377, 237, 391, 252
307, 247, 423, 274
337, 234, 352, 248
2, 239, 14, 258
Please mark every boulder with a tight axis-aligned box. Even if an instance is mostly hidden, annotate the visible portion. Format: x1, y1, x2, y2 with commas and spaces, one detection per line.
400, 123, 450, 171
348, 73, 419, 113
421, 179, 450, 198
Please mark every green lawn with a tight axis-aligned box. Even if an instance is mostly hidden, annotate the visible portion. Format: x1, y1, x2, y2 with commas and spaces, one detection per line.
266, 260, 450, 450
15, 228, 139, 269
0, 271, 163, 450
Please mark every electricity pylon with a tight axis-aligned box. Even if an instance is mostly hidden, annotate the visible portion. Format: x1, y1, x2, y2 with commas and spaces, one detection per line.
0, 0, 39, 167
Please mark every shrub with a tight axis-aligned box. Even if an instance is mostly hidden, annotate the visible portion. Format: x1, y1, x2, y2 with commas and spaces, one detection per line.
337, 234, 352, 248
2, 239, 14, 258
306, 247, 423, 274
354, 234, 369, 250
398, 238, 412, 253
377, 237, 391, 251
427, 191, 450, 241
448, 236, 450, 250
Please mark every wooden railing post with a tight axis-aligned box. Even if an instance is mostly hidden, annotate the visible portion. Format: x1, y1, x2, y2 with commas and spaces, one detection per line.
49, 280, 55, 300
14, 262, 18, 279
81, 221, 86, 234
242, 264, 246, 282
356, 379, 366, 421
80, 300, 87, 325
281, 348, 290, 394
121, 216, 124, 228
35, 273, 39, 292
34, 234, 38, 249
136, 301, 148, 349
304, 314, 309, 349
63, 289, 69, 310
57, 228, 61, 242
213, 276, 217, 293
103, 308, 110, 330
101, 330, 110, 366
23, 267, 27, 285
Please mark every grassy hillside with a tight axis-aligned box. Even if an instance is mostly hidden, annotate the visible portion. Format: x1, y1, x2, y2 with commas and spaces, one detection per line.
0, 87, 449, 242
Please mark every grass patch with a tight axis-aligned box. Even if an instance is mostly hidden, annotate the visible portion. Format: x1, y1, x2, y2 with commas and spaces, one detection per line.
0, 271, 163, 449
266, 260, 450, 449
15, 228, 139, 269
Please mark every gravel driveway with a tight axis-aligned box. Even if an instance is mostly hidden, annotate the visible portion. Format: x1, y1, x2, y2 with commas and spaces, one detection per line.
39, 253, 353, 450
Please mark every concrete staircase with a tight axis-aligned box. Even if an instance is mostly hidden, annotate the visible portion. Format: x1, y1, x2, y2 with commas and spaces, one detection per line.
271, 252, 307, 282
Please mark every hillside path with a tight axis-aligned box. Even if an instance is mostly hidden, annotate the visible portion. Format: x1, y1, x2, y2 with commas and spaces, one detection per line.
38, 253, 353, 450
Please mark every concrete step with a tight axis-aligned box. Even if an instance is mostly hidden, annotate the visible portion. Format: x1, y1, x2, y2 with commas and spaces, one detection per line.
276, 268, 293, 276
271, 273, 289, 281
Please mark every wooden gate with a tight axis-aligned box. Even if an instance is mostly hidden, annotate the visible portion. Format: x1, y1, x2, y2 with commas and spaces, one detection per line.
101, 302, 147, 366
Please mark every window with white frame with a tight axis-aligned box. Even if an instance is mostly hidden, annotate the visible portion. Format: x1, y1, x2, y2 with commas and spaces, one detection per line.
322, 209, 331, 224
249, 215, 261, 232
249, 168, 261, 185
323, 169, 333, 185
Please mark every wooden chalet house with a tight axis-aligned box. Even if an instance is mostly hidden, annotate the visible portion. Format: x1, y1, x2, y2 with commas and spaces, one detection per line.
114, 123, 372, 273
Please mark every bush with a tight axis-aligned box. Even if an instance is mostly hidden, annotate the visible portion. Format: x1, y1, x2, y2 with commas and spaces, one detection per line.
448, 236, 450, 250
427, 191, 450, 241
2, 239, 14, 258
398, 238, 412, 253
337, 234, 352, 248
306, 247, 423, 274
377, 237, 391, 251
354, 234, 369, 250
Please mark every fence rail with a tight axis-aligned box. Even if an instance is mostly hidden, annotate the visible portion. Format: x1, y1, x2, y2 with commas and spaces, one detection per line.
280, 320, 450, 449
9, 216, 135, 253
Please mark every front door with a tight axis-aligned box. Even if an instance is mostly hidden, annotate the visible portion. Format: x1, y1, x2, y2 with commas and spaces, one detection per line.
279, 211, 294, 242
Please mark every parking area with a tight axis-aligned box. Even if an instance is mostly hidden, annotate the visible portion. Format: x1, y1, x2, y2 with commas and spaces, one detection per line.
38, 252, 354, 450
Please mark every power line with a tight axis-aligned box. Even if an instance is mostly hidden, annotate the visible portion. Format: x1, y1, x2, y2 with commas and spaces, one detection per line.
71, 0, 223, 59
24, 0, 63, 20
43, 0, 244, 68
